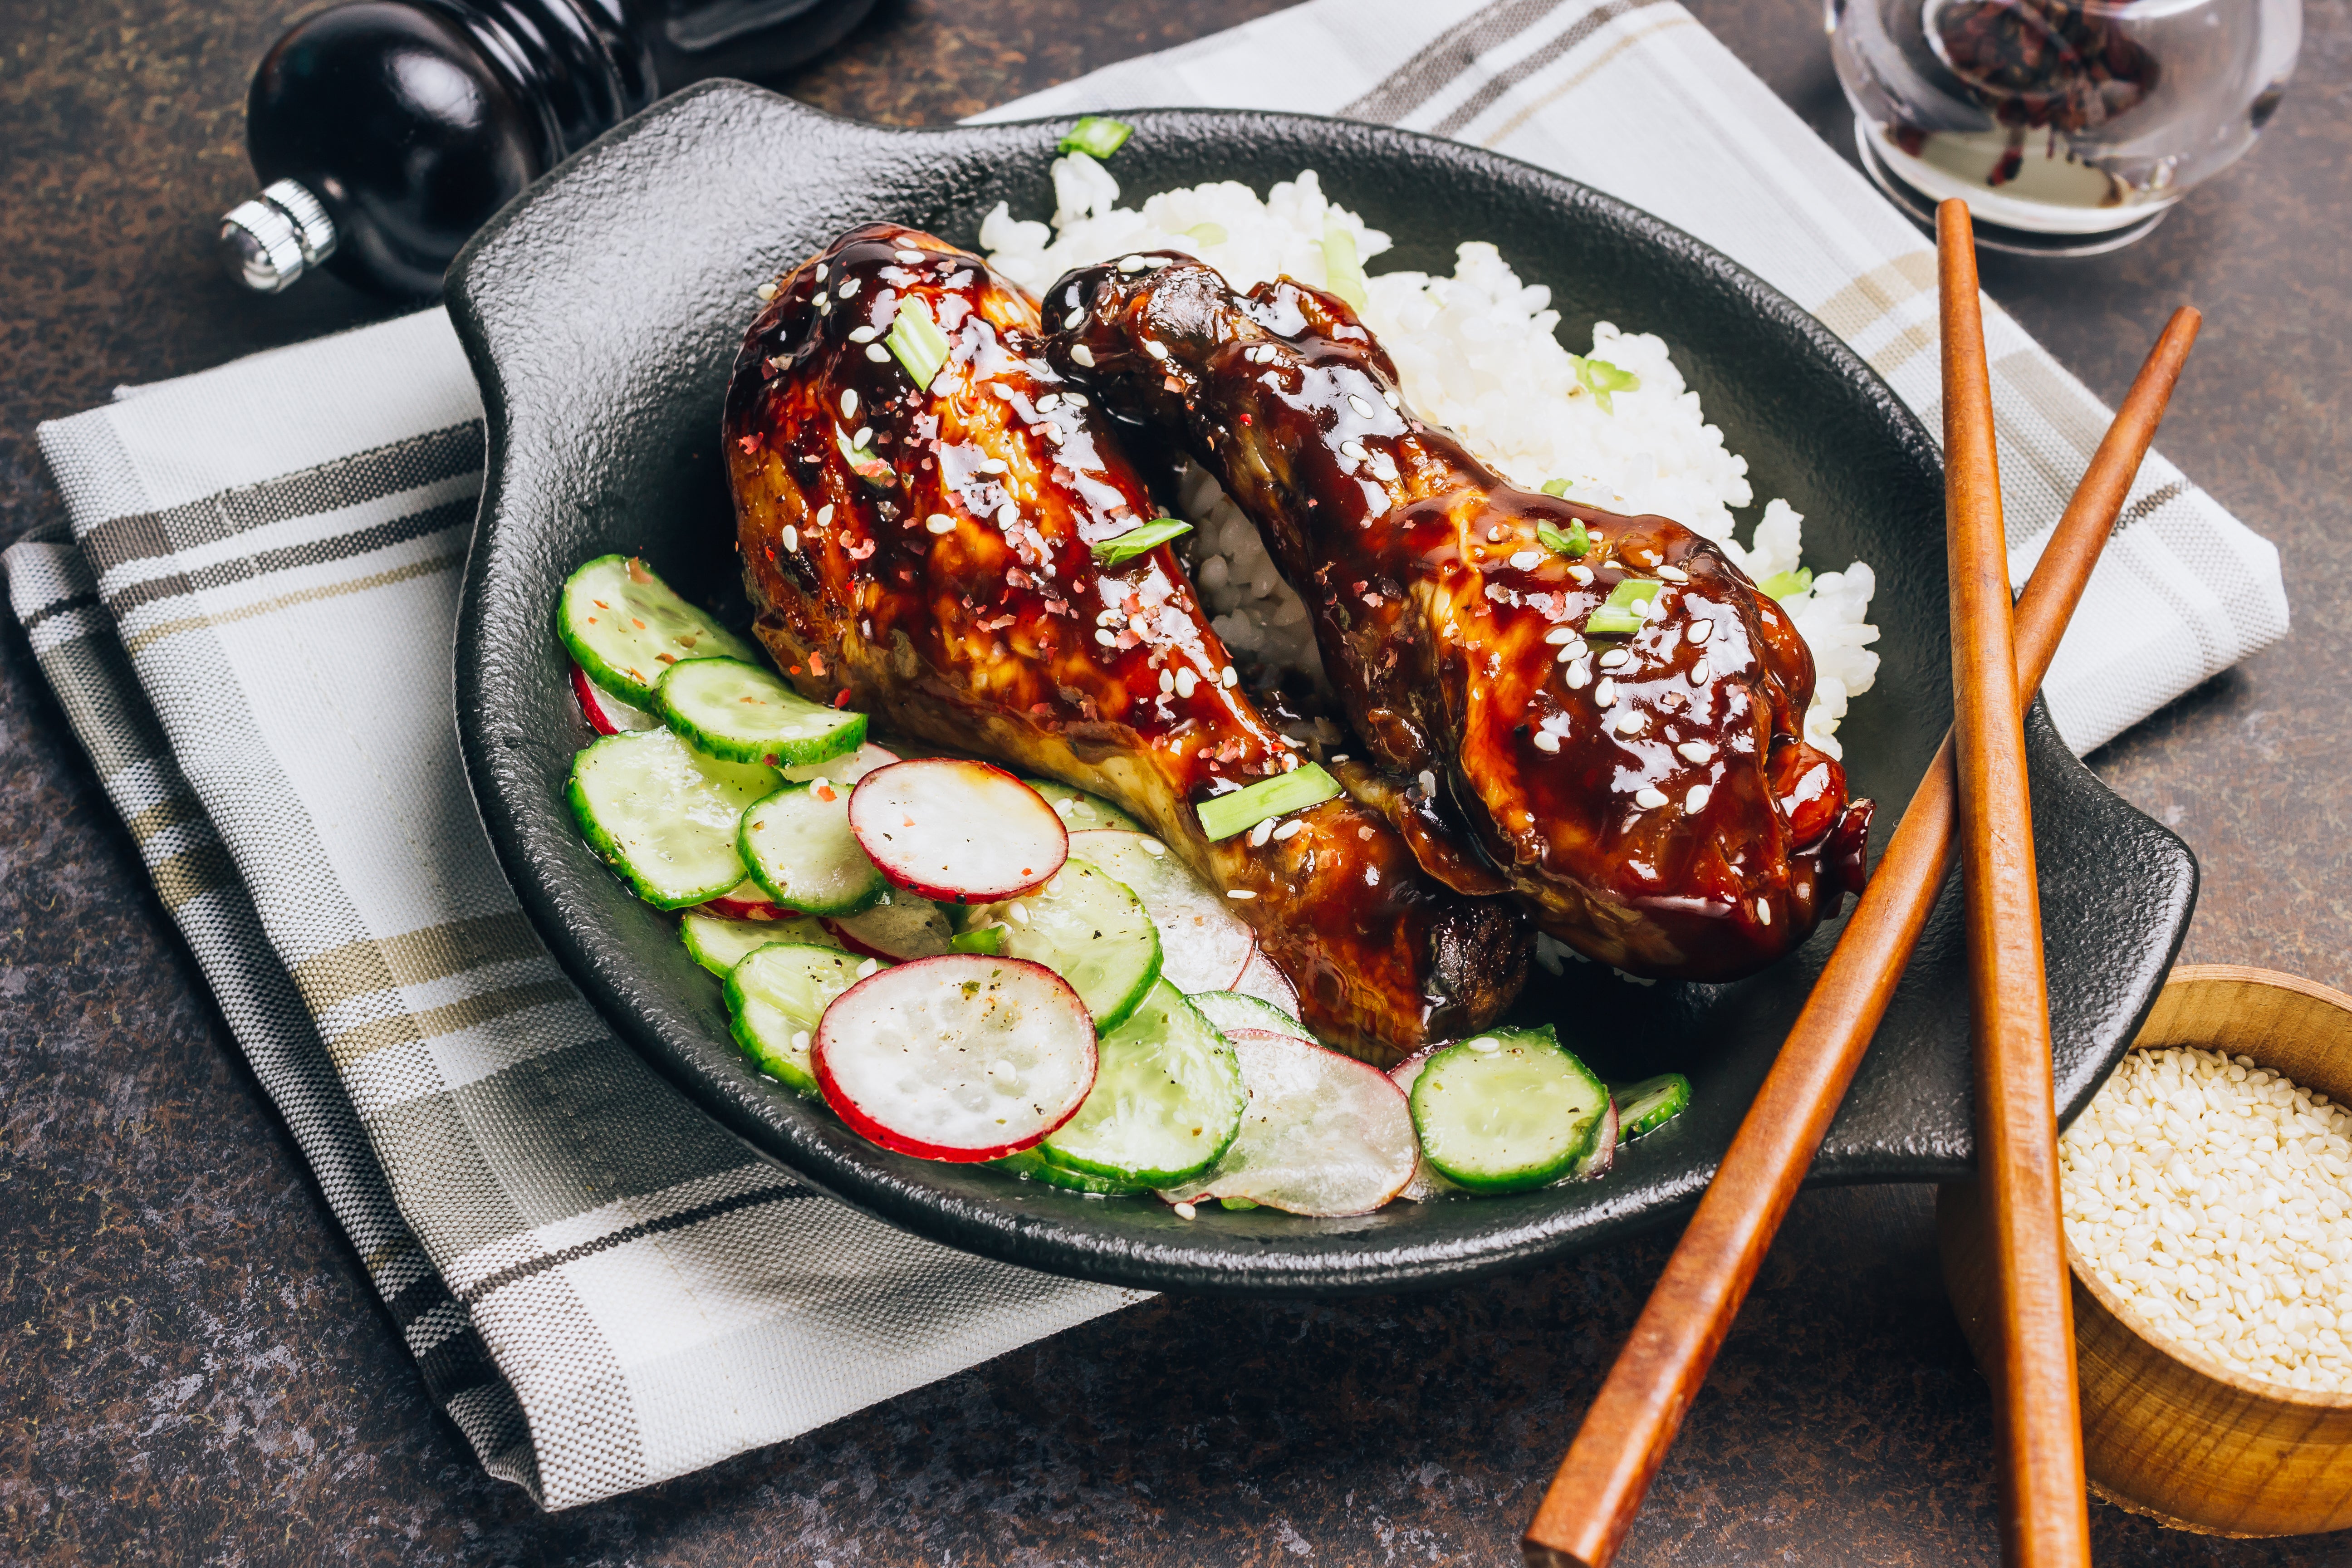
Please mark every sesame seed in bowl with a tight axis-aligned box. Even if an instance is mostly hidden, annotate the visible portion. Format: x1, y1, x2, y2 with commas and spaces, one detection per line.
1943, 965, 2352, 1538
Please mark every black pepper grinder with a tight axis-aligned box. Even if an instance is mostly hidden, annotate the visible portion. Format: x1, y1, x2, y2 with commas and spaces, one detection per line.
220, 0, 876, 299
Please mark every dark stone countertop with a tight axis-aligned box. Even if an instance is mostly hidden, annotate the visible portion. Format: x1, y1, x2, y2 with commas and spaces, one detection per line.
2, 0, 2346, 1562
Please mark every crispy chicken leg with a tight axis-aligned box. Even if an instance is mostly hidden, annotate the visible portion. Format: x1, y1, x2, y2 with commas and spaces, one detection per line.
1041, 255, 1872, 981
721, 224, 1526, 1061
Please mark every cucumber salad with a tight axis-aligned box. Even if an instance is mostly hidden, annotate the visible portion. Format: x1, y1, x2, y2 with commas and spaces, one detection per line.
557, 554, 1689, 1216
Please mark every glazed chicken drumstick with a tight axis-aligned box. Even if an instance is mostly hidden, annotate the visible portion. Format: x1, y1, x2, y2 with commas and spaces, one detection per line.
721, 223, 1527, 1062
1042, 255, 1873, 981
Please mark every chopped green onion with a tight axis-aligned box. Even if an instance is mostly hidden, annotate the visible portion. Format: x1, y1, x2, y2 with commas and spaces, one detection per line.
1196, 762, 1343, 843
1089, 517, 1192, 569
951, 925, 1004, 956
1586, 577, 1661, 637
1539, 478, 1571, 497
1186, 221, 1229, 247
886, 299, 952, 390
1321, 218, 1368, 311
1219, 1196, 1260, 1210
835, 426, 893, 488
1570, 353, 1641, 414
1537, 519, 1589, 559
1058, 116, 1133, 159
1757, 567, 1814, 601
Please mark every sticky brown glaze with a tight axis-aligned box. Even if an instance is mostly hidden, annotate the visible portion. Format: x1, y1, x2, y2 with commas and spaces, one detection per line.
1040, 254, 1874, 981
720, 224, 1527, 1062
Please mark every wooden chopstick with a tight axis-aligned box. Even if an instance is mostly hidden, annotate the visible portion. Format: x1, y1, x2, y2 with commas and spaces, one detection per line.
1519, 261, 2201, 1568
1937, 198, 2092, 1565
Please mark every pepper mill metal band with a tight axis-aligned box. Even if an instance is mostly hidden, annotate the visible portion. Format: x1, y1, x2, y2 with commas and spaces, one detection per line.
220, 179, 339, 294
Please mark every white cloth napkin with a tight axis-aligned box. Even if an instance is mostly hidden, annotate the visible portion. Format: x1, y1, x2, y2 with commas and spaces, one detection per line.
7, 0, 2286, 1511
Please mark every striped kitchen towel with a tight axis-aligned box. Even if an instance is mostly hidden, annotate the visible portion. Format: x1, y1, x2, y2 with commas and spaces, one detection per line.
8, 0, 2286, 1511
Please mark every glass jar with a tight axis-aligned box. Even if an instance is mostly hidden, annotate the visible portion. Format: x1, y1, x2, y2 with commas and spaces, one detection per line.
1828, 0, 2302, 254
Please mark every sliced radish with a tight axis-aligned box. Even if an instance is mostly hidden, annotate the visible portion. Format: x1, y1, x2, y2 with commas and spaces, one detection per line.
1067, 830, 1255, 994
571, 662, 659, 735
785, 741, 898, 785
1573, 1097, 1620, 1181
825, 890, 956, 960
1159, 1029, 1417, 1216
848, 759, 1068, 903
1232, 947, 1301, 1018
813, 954, 1097, 1161
700, 878, 799, 921
1387, 1045, 1460, 1202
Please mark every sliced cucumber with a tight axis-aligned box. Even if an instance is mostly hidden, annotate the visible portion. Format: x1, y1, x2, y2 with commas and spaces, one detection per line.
655, 656, 866, 767
739, 780, 887, 916
1191, 990, 1314, 1045
568, 729, 777, 909
558, 554, 759, 706
1025, 779, 1143, 832
1613, 1072, 1692, 1140
1037, 980, 1245, 1187
963, 859, 1159, 1032
1409, 1025, 1608, 1195
682, 909, 841, 976
990, 1146, 1150, 1196
725, 941, 879, 1094
1068, 829, 1255, 994
786, 741, 898, 785
827, 889, 956, 960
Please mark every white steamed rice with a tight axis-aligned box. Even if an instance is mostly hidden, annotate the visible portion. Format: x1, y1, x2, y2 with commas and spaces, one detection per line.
981, 155, 1879, 756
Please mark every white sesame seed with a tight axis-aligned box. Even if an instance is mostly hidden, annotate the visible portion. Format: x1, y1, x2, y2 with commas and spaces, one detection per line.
1564, 659, 1591, 689
1174, 668, 1199, 697
1594, 677, 1617, 706
816, 504, 834, 527
1690, 659, 1711, 684
1510, 551, 1542, 570
1118, 254, 1152, 273
756, 282, 779, 301
1755, 898, 1772, 925
1070, 343, 1097, 368
1063, 391, 1088, 407
856, 957, 879, 977
839, 389, 858, 419
1568, 564, 1594, 586
1221, 666, 1238, 688
996, 500, 1019, 530
1544, 626, 1577, 645
1273, 819, 1305, 841
1533, 729, 1562, 753
1635, 786, 1668, 809
1173, 1200, 1198, 1220
837, 276, 861, 298
780, 524, 799, 552
1063, 307, 1085, 330
848, 325, 879, 343
866, 343, 891, 362
1035, 392, 1061, 412
1339, 439, 1367, 462
1556, 643, 1580, 665
1686, 784, 1712, 813
852, 426, 872, 446
815, 262, 828, 281
1160, 669, 1175, 694
895, 248, 924, 264
1687, 619, 1713, 646
1383, 389, 1401, 409
1348, 393, 1377, 420
1329, 753, 1349, 763
1676, 740, 1711, 764
1467, 1036, 1500, 1053
926, 514, 955, 535
1140, 839, 1166, 857
1095, 629, 1117, 646
1249, 818, 1275, 848
1597, 648, 1632, 671
1615, 710, 1646, 736
1227, 888, 1257, 900
1657, 564, 1689, 583
1144, 340, 1170, 361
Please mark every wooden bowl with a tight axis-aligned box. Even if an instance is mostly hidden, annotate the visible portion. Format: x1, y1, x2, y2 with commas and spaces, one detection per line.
1941, 963, 2352, 1538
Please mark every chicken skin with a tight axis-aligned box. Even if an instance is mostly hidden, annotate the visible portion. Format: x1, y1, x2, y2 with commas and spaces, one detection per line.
720, 224, 1527, 1062
1040, 254, 1872, 981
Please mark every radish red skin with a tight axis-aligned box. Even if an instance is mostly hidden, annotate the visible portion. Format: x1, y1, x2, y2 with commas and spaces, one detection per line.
571, 662, 655, 735
848, 759, 1069, 904
702, 891, 799, 921
813, 955, 1096, 1162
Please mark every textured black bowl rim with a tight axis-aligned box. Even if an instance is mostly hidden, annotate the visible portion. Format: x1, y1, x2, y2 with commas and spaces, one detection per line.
447, 82, 2195, 1296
